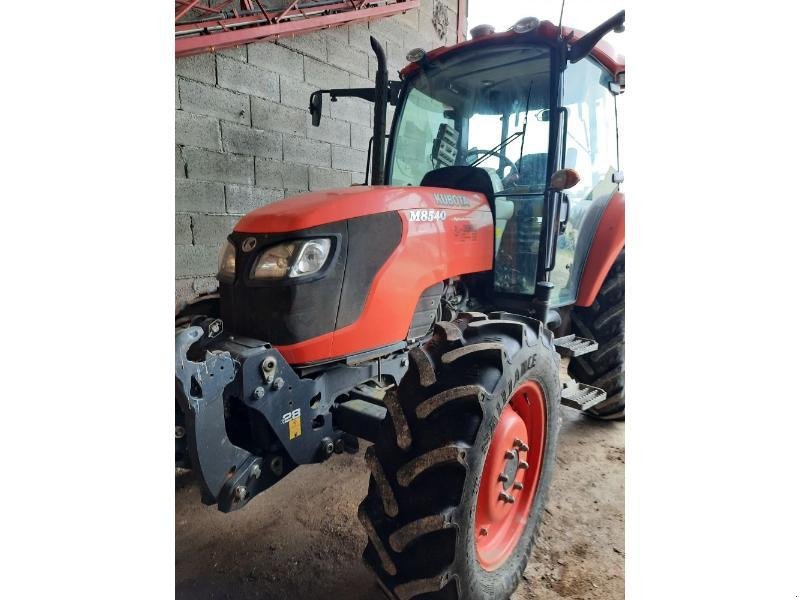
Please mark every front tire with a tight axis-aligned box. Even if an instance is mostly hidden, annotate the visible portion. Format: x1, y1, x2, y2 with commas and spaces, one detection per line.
359, 312, 561, 599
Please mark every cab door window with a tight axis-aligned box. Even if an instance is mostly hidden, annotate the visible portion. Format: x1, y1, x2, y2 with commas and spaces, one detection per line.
551, 58, 620, 305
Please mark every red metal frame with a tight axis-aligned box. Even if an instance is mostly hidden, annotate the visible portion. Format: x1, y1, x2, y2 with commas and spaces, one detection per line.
176, 0, 421, 58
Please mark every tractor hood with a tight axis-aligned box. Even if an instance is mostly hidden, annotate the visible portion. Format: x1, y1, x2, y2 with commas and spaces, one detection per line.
234, 185, 490, 234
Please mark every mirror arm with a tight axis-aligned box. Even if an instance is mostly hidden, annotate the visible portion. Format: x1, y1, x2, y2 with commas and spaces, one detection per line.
568, 10, 625, 64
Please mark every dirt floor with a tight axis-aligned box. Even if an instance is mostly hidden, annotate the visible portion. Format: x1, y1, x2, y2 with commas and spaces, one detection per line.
176, 400, 624, 600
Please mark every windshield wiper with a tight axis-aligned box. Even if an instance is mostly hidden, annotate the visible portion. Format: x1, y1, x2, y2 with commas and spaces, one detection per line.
468, 130, 525, 167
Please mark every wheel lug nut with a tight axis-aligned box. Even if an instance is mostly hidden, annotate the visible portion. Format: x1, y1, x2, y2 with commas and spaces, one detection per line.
479, 527, 488, 536
512, 481, 523, 490
504, 450, 515, 459
498, 473, 509, 483
499, 492, 515, 503
513, 439, 530, 452
518, 460, 529, 470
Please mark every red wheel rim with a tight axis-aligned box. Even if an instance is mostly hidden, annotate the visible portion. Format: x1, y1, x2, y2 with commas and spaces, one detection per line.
474, 381, 546, 571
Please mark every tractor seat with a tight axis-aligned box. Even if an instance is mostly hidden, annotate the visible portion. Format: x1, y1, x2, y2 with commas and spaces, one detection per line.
420, 166, 496, 203
420, 166, 514, 254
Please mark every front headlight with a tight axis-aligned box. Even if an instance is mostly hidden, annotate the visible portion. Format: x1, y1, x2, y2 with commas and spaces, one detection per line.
251, 238, 331, 280
217, 240, 236, 281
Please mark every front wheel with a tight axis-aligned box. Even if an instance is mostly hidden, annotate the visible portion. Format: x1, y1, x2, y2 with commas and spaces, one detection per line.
359, 312, 561, 599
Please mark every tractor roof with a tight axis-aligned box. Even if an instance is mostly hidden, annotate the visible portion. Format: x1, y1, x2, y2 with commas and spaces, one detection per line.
400, 19, 624, 80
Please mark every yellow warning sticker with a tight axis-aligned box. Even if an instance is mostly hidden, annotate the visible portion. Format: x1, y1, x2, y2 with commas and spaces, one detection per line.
288, 416, 302, 440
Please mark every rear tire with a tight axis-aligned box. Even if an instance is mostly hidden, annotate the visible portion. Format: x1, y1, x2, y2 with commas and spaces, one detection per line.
568, 250, 625, 419
359, 312, 561, 600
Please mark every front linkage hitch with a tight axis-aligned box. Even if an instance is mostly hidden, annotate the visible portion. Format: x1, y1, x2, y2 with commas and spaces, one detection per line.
175, 320, 408, 512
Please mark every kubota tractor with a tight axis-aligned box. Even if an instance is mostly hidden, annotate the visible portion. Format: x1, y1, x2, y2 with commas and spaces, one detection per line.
176, 10, 625, 599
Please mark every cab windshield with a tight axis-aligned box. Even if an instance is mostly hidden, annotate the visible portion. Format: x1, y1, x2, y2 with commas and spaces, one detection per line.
388, 44, 553, 295
389, 44, 552, 190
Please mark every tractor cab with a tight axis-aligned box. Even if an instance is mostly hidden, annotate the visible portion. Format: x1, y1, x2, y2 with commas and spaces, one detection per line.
385, 15, 625, 312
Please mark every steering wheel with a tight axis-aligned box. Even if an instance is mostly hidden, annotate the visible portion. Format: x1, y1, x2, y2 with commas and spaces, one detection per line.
464, 148, 519, 182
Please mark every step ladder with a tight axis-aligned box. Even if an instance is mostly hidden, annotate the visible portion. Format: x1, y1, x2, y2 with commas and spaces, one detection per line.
554, 334, 598, 358
560, 382, 607, 411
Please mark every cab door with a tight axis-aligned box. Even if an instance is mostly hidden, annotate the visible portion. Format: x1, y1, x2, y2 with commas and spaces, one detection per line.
550, 57, 622, 306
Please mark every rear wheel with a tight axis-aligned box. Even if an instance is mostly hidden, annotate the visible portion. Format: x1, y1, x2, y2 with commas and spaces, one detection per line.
568, 250, 625, 419
359, 312, 561, 599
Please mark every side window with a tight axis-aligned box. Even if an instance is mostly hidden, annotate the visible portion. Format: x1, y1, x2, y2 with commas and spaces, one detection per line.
390, 88, 454, 186
550, 59, 619, 305
563, 59, 617, 198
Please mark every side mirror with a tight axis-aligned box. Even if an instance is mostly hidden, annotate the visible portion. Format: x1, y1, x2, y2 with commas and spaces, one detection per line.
550, 168, 580, 191
309, 91, 322, 127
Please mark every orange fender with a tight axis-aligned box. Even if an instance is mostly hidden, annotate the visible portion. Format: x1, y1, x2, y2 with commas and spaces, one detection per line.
575, 192, 625, 307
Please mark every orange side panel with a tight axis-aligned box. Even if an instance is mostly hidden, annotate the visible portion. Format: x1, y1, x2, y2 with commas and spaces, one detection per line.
575, 192, 625, 307
235, 186, 486, 233
251, 187, 494, 364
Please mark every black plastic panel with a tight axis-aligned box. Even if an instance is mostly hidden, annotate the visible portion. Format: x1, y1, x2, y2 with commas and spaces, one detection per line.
335, 212, 403, 328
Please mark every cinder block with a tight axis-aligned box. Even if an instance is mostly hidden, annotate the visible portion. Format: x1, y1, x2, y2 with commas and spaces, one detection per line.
332, 145, 368, 173
351, 171, 368, 185
193, 277, 219, 296
330, 96, 371, 126
248, 43, 303, 78
175, 278, 196, 307
369, 16, 408, 48
283, 135, 331, 168
255, 158, 309, 190
176, 179, 226, 213
176, 146, 186, 178
280, 75, 326, 114
179, 79, 250, 124
403, 27, 427, 54
251, 97, 306, 136
221, 121, 281, 159
219, 45, 247, 62
225, 184, 284, 215
175, 111, 221, 151
176, 244, 220, 278
307, 114, 350, 146
350, 124, 373, 151
175, 213, 192, 245
321, 25, 350, 46
284, 188, 310, 199
309, 166, 352, 191
176, 53, 216, 85
277, 31, 327, 62
395, 7, 421, 32
327, 38, 368, 77
192, 214, 240, 244
348, 23, 373, 53
217, 55, 279, 100
349, 73, 373, 89
304, 57, 349, 89
184, 147, 254, 185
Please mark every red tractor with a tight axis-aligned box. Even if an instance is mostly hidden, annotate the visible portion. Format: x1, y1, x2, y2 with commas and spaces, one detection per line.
176, 10, 624, 599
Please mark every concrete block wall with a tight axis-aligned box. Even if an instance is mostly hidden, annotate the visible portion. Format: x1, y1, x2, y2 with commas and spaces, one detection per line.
175, 1, 459, 306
